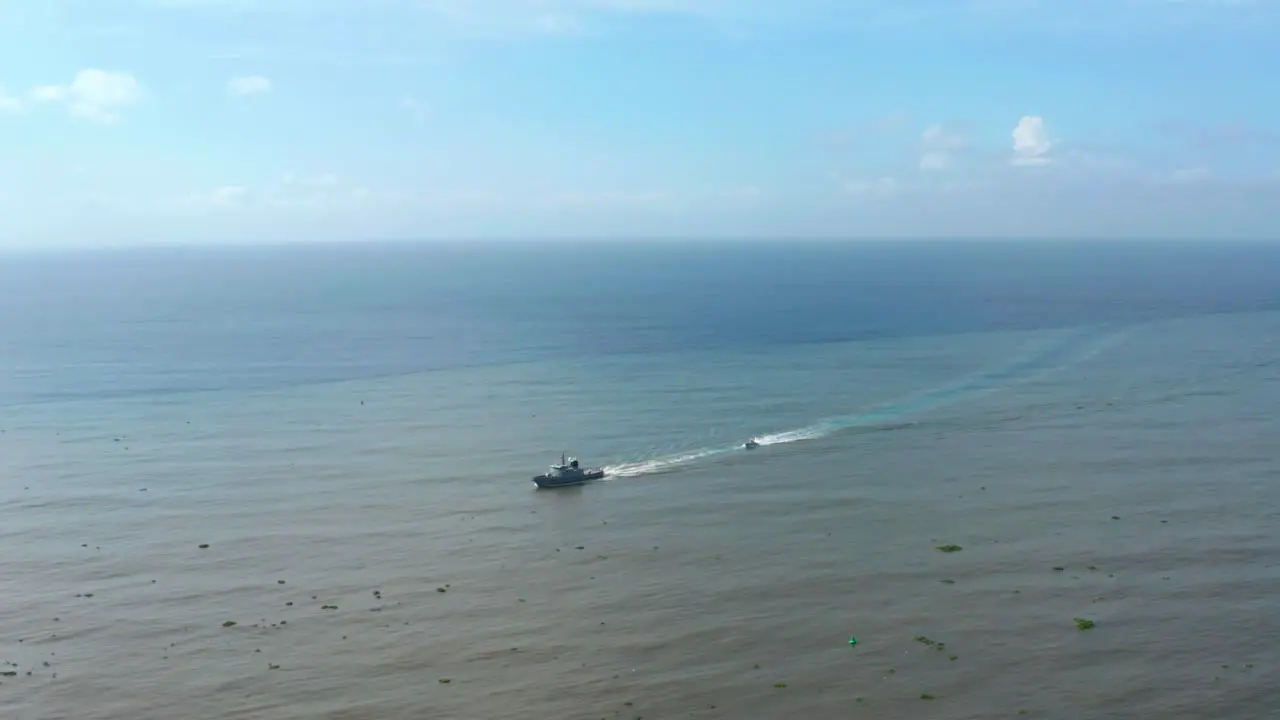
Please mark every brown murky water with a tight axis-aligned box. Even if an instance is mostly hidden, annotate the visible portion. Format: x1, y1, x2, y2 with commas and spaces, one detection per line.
3, 312, 1278, 719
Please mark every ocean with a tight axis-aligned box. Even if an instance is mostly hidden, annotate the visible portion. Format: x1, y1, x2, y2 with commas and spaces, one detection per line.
1, 238, 1278, 719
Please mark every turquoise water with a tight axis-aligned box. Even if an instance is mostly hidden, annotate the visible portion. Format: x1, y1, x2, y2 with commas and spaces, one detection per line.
2, 240, 1278, 719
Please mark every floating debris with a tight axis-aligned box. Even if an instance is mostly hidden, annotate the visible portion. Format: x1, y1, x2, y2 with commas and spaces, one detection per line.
773, 682, 787, 689
439, 678, 452, 684
222, 621, 237, 628
936, 544, 963, 553
1074, 618, 1096, 630
920, 693, 936, 700
915, 636, 948, 653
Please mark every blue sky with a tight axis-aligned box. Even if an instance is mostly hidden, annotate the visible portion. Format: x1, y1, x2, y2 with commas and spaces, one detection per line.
1, 0, 1278, 247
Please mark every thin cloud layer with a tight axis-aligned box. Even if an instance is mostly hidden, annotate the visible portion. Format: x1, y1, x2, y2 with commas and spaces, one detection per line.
227, 75, 271, 96
1, 0, 1278, 246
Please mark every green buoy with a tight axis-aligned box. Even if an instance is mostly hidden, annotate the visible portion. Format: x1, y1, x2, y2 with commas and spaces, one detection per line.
849, 636, 857, 646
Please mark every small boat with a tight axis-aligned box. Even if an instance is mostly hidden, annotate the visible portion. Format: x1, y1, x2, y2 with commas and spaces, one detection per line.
532, 453, 606, 488
743, 439, 760, 450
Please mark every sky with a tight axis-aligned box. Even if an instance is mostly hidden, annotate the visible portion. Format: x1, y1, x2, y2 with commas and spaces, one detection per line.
1, 0, 1278, 248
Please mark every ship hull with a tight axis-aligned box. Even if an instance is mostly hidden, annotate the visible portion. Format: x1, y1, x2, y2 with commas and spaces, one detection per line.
531, 468, 605, 488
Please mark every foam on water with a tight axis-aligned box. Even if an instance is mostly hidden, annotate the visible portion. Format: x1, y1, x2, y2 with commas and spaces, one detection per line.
602, 323, 1132, 478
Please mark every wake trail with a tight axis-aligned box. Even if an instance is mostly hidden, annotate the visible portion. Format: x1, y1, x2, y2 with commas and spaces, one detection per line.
602, 324, 1132, 479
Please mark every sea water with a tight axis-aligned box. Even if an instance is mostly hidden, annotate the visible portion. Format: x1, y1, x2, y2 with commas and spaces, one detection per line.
2, 239, 1278, 719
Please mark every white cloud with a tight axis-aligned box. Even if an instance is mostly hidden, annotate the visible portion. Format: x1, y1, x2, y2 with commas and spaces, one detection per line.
919, 124, 968, 170
263, 172, 348, 208
1166, 166, 1211, 183
845, 176, 900, 195
182, 185, 247, 209
1011, 115, 1053, 166
168, 173, 363, 215
535, 189, 676, 212
212, 185, 246, 202
227, 75, 272, 96
0, 87, 23, 114
717, 184, 763, 202
30, 69, 144, 123
918, 153, 950, 171
283, 172, 339, 187
400, 96, 429, 123
531, 11, 588, 34
30, 85, 67, 103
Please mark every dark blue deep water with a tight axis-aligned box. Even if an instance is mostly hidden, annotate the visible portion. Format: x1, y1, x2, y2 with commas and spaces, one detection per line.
2, 239, 1277, 405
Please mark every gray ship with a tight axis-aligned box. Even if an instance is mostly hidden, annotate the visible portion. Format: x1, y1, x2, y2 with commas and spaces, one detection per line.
531, 453, 606, 488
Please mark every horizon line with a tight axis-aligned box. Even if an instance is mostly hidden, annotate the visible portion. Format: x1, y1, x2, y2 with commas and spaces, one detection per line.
3, 235, 1279, 256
